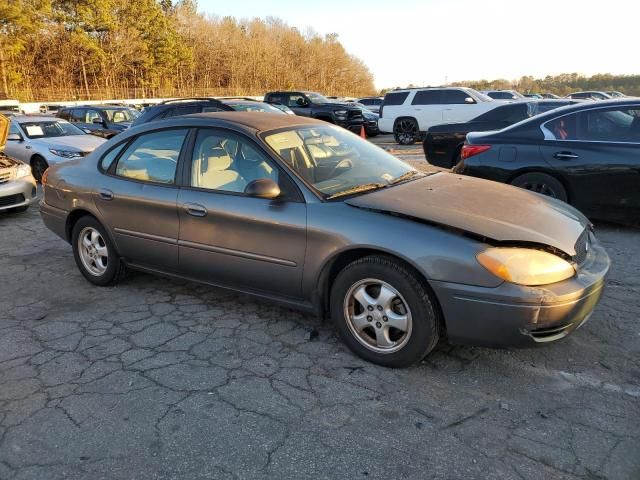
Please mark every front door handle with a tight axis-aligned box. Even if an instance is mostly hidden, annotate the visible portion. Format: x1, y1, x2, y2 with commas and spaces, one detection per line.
553, 151, 579, 160
98, 188, 114, 201
183, 202, 207, 217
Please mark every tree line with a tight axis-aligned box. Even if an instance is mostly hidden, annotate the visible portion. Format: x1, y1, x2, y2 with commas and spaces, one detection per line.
451, 73, 640, 96
0, 0, 376, 101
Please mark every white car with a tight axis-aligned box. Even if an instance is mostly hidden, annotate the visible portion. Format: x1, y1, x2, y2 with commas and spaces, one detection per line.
378, 87, 498, 144
5, 116, 106, 182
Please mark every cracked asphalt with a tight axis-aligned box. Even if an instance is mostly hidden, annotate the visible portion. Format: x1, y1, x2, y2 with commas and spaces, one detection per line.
1, 137, 639, 479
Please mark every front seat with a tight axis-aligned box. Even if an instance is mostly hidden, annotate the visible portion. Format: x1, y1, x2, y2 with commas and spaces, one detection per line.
193, 145, 246, 192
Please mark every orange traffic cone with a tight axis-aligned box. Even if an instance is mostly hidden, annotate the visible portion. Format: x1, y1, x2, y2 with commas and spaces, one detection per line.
360, 124, 367, 139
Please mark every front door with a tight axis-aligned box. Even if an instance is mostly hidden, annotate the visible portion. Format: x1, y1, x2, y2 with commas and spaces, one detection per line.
95, 128, 190, 271
177, 128, 307, 299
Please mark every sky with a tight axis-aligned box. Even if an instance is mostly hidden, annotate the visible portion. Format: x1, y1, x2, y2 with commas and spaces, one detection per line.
197, 0, 638, 90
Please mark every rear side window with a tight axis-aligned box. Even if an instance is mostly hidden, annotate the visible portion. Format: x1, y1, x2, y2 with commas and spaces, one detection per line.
70, 109, 85, 122
383, 92, 410, 106
114, 129, 188, 184
442, 90, 471, 104
546, 107, 640, 142
267, 94, 286, 104
58, 109, 71, 120
411, 90, 441, 105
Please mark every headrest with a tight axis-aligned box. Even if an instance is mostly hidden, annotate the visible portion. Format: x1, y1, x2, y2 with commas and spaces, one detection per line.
206, 147, 232, 171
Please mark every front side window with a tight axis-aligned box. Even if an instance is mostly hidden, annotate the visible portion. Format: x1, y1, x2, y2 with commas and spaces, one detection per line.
85, 110, 102, 123
103, 109, 136, 123
264, 125, 417, 198
287, 95, 306, 107
442, 90, 472, 104
190, 130, 278, 193
114, 129, 188, 183
545, 107, 640, 142
70, 109, 85, 122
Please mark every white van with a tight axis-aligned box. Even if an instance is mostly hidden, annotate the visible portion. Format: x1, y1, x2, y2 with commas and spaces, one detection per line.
379, 87, 498, 144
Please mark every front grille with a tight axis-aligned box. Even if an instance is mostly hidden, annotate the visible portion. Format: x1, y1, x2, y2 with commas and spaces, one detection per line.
0, 193, 25, 207
348, 110, 364, 121
573, 229, 590, 266
0, 170, 11, 184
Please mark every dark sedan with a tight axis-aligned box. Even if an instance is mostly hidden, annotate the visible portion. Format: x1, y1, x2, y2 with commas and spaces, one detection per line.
424, 100, 578, 168
454, 99, 640, 225
40, 113, 609, 367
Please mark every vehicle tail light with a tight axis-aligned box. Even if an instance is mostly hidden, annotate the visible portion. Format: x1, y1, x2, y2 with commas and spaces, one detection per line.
461, 144, 491, 160
41, 168, 49, 185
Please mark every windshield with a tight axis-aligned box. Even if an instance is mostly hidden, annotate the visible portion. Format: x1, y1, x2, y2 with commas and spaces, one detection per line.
264, 125, 419, 198
306, 92, 330, 104
230, 102, 285, 114
19, 120, 85, 138
103, 108, 137, 123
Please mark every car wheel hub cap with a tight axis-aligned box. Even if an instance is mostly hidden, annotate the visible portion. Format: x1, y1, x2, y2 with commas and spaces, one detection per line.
78, 227, 108, 276
344, 278, 412, 354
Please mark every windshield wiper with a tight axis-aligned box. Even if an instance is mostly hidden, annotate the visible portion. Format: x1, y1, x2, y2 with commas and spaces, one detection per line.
389, 170, 424, 185
327, 183, 387, 200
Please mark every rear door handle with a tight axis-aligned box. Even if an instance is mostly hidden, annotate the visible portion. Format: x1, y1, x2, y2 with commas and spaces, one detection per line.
553, 152, 579, 160
183, 202, 207, 217
98, 188, 114, 201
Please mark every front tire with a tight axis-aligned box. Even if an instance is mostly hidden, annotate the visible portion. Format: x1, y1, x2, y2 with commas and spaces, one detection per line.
30, 155, 48, 183
71, 216, 125, 286
511, 172, 568, 202
330, 255, 440, 367
393, 118, 419, 145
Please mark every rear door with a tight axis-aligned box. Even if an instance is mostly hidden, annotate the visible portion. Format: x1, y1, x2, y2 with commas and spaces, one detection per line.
95, 128, 189, 271
539, 105, 640, 218
177, 128, 307, 298
410, 90, 443, 130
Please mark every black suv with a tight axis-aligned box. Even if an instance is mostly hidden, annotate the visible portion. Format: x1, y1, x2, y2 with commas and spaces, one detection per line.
130, 98, 234, 127
58, 105, 139, 138
264, 91, 364, 132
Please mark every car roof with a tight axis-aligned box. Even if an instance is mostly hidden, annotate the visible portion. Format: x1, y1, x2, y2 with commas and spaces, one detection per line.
183, 112, 321, 131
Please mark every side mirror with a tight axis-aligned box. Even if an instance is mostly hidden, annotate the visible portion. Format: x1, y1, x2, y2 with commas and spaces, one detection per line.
464, 97, 476, 104
92, 117, 104, 125
7, 133, 22, 141
245, 178, 281, 199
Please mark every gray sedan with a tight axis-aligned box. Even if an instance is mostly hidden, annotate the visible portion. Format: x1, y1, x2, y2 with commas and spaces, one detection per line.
40, 113, 609, 367
5, 116, 106, 181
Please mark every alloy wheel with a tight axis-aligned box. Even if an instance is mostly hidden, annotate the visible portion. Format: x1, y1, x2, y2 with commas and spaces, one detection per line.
394, 119, 418, 144
343, 278, 413, 354
78, 227, 109, 276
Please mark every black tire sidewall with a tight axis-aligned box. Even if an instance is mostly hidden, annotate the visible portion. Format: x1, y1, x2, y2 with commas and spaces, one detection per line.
511, 172, 568, 202
330, 256, 439, 367
71, 216, 121, 286
31, 156, 48, 183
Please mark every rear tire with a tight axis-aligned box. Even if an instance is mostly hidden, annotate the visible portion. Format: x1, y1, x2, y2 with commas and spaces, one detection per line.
330, 255, 440, 367
511, 172, 568, 202
393, 118, 419, 145
71, 216, 126, 286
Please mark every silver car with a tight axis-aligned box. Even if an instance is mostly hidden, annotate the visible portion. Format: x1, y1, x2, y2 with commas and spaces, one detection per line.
40, 113, 610, 367
5, 116, 106, 182
0, 115, 37, 212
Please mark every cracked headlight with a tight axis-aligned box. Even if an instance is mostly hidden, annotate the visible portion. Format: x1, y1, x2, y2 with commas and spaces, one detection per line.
49, 149, 83, 158
15, 164, 32, 179
477, 248, 575, 286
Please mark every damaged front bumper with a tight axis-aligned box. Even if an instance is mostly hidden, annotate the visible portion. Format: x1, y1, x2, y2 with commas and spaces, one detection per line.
430, 233, 610, 347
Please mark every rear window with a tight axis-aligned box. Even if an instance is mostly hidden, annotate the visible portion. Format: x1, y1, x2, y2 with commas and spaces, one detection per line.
383, 92, 410, 106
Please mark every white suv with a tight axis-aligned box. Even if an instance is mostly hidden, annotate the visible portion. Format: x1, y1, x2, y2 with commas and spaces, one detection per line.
379, 87, 497, 144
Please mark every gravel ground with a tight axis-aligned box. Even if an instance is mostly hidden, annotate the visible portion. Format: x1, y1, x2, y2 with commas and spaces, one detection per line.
0, 137, 638, 479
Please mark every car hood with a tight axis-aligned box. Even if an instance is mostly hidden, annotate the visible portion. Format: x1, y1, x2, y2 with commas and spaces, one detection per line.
31, 134, 106, 151
345, 173, 589, 256
0, 114, 7, 150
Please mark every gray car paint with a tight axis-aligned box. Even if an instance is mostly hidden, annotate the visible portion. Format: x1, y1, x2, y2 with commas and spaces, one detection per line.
40, 112, 608, 347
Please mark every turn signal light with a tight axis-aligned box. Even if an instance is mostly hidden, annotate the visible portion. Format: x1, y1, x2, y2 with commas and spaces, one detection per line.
461, 144, 491, 160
